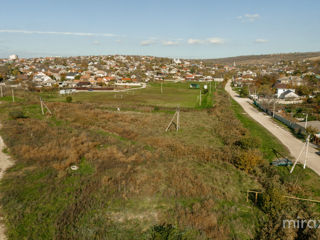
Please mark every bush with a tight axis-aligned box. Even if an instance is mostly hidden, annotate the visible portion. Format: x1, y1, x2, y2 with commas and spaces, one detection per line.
202, 89, 208, 94
149, 224, 197, 240
234, 149, 263, 173
239, 86, 249, 97
259, 182, 286, 218
9, 111, 26, 119
66, 96, 72, 103
234, 136, 261, 150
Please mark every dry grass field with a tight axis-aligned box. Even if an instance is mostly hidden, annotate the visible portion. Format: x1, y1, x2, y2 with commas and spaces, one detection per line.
0, 83, 320, 239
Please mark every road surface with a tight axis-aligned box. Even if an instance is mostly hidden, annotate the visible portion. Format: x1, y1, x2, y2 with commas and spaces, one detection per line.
0, 124, 13, 240
225, 81, 320, 176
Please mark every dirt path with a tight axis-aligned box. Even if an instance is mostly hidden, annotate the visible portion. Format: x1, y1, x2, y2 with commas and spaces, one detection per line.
0, 125, 13, 240
225, 81, 320, 176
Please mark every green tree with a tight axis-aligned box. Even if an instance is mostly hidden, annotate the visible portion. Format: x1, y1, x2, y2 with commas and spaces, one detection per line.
239, 86, 249, 97
66, 96, 72, 103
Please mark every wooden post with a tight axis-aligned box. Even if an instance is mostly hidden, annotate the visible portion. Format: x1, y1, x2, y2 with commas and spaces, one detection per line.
0, 86, 3, 98
11, 88, 15, 102
161, 82, 163, 94
246, 190, 249, 202
255, 192, 258, 204
176, 107, 180, 131
42, 101, 52, 115
40, 97, 52, 115
165, 107, 180, 132
165, 112, 177, 132
40, 98, 44, 115
284, 195, 320, 204
199, 90, 202, 106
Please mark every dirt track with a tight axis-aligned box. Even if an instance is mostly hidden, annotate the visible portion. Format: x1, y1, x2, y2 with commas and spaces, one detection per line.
225, 81, 320, 176
0, 124, 13, 240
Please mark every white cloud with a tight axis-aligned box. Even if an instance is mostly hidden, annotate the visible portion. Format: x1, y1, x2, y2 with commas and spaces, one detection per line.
237, 13, 260, 22
140, 39, 156, 46
187, 38, 225, 45
162, 40, 179, 46
187, 39, 203, 44
207, 37, 225, 44
255, 38, 268, 43
0, 29, 116, 37
93, 40, 101, 45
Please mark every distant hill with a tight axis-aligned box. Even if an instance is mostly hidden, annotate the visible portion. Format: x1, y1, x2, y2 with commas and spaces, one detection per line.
202, 52, 320, 65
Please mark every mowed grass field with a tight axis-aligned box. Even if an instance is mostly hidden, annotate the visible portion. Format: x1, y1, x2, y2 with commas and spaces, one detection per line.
38, 82, 212, 108
0, 82, 320, 239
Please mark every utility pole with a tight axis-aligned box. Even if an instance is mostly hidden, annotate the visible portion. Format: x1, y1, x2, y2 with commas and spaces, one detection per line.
305, 114, 308, 129
11, 88, 15, 102
273, 99, 276, 117
290, 135, 311, 173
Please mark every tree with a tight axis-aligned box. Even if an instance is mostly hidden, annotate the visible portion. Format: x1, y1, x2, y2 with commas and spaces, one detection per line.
239, 86, 249, 97
66, 96, 72, 103
296, 86, 310, 96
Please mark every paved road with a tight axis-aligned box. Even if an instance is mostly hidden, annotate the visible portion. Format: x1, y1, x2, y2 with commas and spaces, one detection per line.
225, 81, 320, 176
0, 124, 13, 240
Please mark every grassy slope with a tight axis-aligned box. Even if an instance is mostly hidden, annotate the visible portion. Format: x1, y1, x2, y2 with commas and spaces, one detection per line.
0, 84, 264, 239
229, 91, 320, 212
1, 83, 320, 239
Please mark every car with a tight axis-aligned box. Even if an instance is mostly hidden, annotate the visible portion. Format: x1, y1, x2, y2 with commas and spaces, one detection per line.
270, 158, 293, 166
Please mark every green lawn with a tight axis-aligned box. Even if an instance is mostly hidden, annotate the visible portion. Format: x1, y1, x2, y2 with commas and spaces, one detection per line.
36, 82, 213, 108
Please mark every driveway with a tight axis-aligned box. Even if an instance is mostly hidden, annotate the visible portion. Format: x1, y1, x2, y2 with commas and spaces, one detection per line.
225, 81, 320, 176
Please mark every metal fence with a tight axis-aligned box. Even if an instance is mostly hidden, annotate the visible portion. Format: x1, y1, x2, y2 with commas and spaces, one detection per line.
253, 100, 307, 135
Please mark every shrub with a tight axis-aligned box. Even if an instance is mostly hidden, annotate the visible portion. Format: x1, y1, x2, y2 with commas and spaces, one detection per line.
66, 96, 72, 103
9, 111, 26, 119
234, 149, 263, 173
150, 224, 181, 240
239, 86, 249, 97
259, 182, 286, 219
202, 89, 208, 94
234, 136, 261, 150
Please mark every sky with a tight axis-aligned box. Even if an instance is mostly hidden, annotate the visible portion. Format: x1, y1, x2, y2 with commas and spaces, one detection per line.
0, 0, 319, 59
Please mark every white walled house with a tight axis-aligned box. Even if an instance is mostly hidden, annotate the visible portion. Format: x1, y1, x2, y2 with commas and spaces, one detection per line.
33, 72, 56, 87
276, 88, 296, 98
213, 78, 224, 82
279, 90, 300, 100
